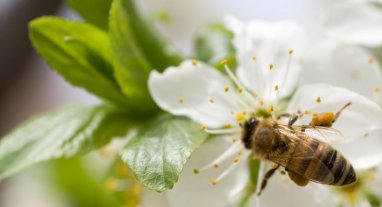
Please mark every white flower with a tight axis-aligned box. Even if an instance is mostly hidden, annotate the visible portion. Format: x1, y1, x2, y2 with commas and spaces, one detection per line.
323, 0, 382, 47
148, 17, 382, 207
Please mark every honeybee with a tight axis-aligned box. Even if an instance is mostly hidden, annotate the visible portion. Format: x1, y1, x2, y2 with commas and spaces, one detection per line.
242, 102, 356, 195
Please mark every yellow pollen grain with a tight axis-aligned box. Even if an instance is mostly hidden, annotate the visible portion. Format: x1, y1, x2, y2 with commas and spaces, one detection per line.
191, 59, 198, 66
225, 122, 232, 128
348, 192, 358, 205
269, 64, 274, 70
303, 110, 310, 115
267, 105, 274, 113
224, 86, 230, 92
288, 49, 294, 55
271, 163, 278, 169
274, 85, 279, 91
234, 158, 240, 163
200, 124, 207, 131
315, 96, 321, 103
368, 57, 374, 64
193, 169, 200, 174
374, 87, 380, 93
213, 163, 219, 168
105, 178, 118, 191
236, 112, 245, 121
209, 98, 215, 104
237, 88, 244, 94
211, 180, 218, 185
367, 173, 377, 181
252, 55, 257, 61
232, 137, 238, 143
220, 59, 228, 65
178, 96, 184, 104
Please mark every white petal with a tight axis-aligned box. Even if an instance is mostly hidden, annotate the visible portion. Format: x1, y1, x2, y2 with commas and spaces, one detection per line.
249, 163, 335, 207
334, 130, 382, 170
224, 16, 309, 103
139, 189, 170, 207
166, 136, 248, 207
287, 84, 382, 142
323, 2, 382, 47
301, 41, 382, 104
148, 60, 241, 128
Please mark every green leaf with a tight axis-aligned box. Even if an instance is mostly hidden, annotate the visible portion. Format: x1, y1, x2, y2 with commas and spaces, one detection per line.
109, 0, 182, 115
66, 0, 113, 30
0, 105, 131, 180
120, 116, 208, 191
29, 17, 129, 107
194, 22, 235, 66
110, 0, 182, 72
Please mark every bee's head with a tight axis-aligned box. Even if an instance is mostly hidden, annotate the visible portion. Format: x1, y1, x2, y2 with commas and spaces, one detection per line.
241, 117, 259, 149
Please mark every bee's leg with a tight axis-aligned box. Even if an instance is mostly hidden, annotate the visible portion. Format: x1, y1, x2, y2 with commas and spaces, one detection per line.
257, 165, 280, 196
333, 102, 351, 124
277, 111, 303, 126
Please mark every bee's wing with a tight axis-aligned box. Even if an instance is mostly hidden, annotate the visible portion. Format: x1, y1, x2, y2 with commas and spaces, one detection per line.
271, 125, 337, 184
277, 124, 345, 143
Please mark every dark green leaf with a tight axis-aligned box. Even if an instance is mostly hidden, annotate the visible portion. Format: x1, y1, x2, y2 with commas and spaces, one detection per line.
66, 0, 113, 30
29, 17, 129, 107
110, 0, 182, 72
0, 105, 131, 180
109, 0, 182, 115
194, 22, 235, 66
120, 116, 208, 191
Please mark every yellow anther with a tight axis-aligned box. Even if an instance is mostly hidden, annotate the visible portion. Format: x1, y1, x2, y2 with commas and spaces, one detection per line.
200, 124, 207, 131
267, 105, 274, 113
271, 163, 278, 169
236, 112, 245, 121
374, 87, 380, 93
315, 96, 321, 103
234, 158, 240, 163
348, 192, 358, 205
253, 92, 258, 98
259, 100, 264, 106
274, 85, 279, 91
178, 96, 184, 103
213, 163, 219, 168
193, 169, 200, 174
211, 180, 218, 185
367, 173, 377, 181
238, 149, 243, 156
225, 122, 232, 128
288, 49, 294, 55
209, 98, 215, 104
269, 64, 274, 70
303, 110, 310, 115
232, 137, 238, 143
224, 86, 230, 92
237, 88, 244, 94
368, 57, 374, 64
105, 178, 118, 191
220, 59, 228, 65
252, 55, 257, 61
192, 59, 198, 66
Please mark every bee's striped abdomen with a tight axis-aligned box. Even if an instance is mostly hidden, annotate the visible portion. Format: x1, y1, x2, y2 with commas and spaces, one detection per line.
285, 139, 356, 186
